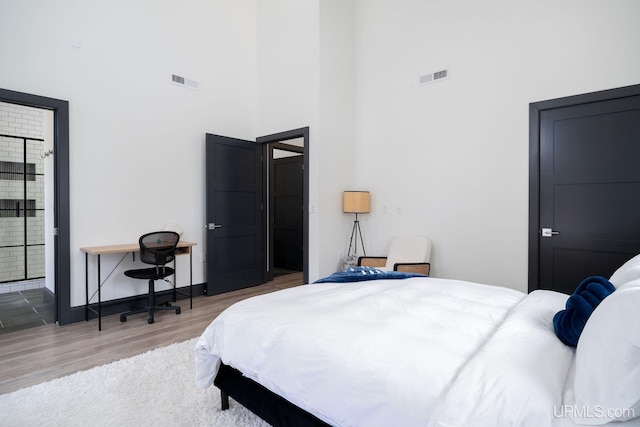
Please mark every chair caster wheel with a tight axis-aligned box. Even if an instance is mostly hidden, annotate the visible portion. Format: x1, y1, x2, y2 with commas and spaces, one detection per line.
148, 318, 154, 324
176, 307, 181, 315
120, 315, 126, 322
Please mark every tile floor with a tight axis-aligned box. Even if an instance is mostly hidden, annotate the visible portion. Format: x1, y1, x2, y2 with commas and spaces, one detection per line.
0, 285, 55, 333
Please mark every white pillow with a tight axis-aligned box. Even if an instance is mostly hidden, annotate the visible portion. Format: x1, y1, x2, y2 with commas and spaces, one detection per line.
609, 254, 640, 287
572, 286, 640, 424
619, 278, 640, 290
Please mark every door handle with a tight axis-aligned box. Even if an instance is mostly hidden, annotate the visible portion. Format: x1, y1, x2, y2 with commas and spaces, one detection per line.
541, 227, 559, 237
206, 223, 223, 230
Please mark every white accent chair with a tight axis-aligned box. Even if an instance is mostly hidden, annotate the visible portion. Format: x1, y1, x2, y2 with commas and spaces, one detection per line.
358, 235, 431, 275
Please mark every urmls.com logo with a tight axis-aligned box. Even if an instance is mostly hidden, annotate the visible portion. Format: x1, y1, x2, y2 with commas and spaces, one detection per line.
554, 405, 635, 420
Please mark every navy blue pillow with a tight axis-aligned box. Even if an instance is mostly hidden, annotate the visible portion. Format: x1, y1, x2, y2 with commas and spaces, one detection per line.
553, 276, 615, 347
314, 267, 426, 283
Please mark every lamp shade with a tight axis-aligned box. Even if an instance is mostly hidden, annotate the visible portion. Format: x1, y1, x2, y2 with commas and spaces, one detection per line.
343, 191, 370, 214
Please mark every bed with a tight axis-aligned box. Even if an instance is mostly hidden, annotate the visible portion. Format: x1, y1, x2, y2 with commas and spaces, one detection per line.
195, 260, 640, 427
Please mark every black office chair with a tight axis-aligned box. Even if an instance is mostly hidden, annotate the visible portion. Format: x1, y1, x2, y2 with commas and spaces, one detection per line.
120, 231, 181, 324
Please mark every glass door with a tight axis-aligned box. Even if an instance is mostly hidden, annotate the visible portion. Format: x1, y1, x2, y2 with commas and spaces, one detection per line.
0, 134, 45, 282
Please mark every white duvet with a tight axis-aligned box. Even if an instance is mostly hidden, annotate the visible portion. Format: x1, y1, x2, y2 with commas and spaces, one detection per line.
195, 277, 575, 427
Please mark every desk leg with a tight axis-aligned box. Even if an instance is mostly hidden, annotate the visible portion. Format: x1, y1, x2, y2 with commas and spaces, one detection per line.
97, 254, 102, 331
85, 253, 89, 321
189, 251, 193, 309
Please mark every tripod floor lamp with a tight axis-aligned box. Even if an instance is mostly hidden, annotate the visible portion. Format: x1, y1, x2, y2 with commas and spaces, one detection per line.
343, 191, 371, 257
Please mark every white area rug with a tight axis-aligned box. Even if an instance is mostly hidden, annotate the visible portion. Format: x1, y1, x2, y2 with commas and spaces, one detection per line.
0, 339, 268, 427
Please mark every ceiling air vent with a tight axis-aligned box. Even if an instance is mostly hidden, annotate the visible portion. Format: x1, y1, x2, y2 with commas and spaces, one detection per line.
172, 74, 200, 90
418, 69, 449, 86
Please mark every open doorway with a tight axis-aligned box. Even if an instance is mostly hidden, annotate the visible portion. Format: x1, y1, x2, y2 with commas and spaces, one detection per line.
0, 103, 54, 332
270, 140, 304, 278
258, 127, 309, 285
0, 88, 70, 328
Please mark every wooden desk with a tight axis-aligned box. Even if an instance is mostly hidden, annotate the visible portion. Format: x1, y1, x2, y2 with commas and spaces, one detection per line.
80, 241, 196, 331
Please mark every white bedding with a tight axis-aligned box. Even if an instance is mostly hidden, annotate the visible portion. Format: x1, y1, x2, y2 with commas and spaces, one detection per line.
433, 290, 574, 426
195, 277, 591, 426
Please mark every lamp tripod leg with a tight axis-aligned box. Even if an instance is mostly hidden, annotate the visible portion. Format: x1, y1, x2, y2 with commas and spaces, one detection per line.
355, 221, 366, 256
347, 220, 358, 257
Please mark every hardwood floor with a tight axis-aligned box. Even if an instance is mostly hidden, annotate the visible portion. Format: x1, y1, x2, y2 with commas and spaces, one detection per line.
0, 273, 304, 395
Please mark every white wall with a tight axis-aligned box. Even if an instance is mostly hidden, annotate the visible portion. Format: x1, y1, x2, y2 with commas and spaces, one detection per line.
318, 0, 357, 273
0, 0, 258, 305
257, 0, 356, 280
353, 0, 640, 291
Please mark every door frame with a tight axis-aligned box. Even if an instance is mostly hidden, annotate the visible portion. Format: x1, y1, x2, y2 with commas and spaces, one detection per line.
0, 88, 70, 324
257, 127, 309, 285
528, 84, 640, 292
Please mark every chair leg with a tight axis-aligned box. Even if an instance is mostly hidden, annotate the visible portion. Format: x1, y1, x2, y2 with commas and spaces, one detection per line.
120, 278, 181, 325
147, 278, 181, 324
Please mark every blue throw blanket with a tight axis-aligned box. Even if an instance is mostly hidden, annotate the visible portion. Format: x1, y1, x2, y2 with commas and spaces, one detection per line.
553, 276, 615, 347
314, 267, 427, 283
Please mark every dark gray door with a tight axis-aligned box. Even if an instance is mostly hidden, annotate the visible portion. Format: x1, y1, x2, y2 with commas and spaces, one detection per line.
205, 134, 263, 295
529, 85, 640, 294
273, 155, 303, 272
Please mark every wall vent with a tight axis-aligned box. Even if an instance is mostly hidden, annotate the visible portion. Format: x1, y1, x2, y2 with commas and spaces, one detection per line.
172, 74, 200, 90
418, 69, 449, 86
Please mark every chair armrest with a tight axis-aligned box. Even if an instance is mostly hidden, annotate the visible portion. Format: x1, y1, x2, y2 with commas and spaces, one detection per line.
358, 256, 387, 268
394, 263, 430, 276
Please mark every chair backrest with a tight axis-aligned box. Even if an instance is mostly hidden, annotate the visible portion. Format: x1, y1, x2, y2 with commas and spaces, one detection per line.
139, 231, 180, 266
385, 235, 431, 270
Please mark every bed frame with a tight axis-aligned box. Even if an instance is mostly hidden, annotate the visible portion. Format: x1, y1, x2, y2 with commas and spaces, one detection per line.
214, 363, 332, 427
